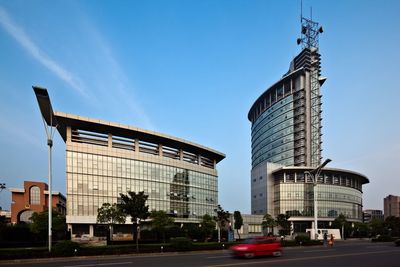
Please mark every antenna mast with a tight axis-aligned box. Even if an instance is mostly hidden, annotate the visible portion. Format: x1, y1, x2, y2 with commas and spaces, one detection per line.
296, 7, 323, 50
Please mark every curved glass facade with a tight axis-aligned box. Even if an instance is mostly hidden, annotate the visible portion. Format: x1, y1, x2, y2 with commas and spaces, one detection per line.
273, 169, 366, 221
251, 95, 295, 167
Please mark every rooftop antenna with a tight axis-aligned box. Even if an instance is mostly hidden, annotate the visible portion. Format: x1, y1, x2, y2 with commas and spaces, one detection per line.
300, 0, 303, 22
296, 5, 324, 50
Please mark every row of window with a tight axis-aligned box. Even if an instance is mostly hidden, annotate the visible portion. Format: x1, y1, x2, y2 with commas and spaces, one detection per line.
274, 202, 362, 219
67, 151, 217, 189
251, 96, 296, 167
66, 151, 218, 219
251, 96, 294, 135
274, 172, 363, 191
249, 77, 299, 123
68, 194, 216, 218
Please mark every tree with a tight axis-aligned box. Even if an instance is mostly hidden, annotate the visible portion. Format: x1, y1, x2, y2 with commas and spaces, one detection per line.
276, 214, 291, 236
233, 211, 243, 240
262, 213, 277, 235
214, 205, 230, 242
369, 218, 384, 237
150, 210, 174, 243
30, 209, 66, 241
118, 191, 150, 252
200, 214, 215, 242
332, 213, 349, 239
97, 203, 126, 242
384, 216, 400, 237
353, 222, 369, 238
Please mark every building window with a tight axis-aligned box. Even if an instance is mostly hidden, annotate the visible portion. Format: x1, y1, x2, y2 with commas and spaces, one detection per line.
30, 186, 40, 205
19, 210, 34, 223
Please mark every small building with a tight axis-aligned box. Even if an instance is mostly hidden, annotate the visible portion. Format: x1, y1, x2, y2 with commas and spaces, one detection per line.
231, 214, 264, 240
363, 209, 384, 223
0, 210, 11, 224
10, 181, 66, 224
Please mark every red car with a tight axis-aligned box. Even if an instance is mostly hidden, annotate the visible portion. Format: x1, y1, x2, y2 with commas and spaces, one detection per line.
230, 236, 282, 258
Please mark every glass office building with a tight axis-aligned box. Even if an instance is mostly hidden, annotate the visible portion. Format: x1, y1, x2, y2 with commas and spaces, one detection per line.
248, 17, 369, 229
34, 88, 225, 237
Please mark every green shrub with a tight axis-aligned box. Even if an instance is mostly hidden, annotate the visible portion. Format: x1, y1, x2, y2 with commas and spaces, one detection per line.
170, 237, 192, 251
281, 240, 298, 247
53, 240, 80, 257
371, 235, 394, 242
0, 247, 49, 260
295, 235, 310, 244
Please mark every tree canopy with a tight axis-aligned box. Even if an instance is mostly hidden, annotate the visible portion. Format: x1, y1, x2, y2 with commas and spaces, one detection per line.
262, 213, 277, 235
118, 191, 150, 225
30, 209, 66, 240
276, 213, 291, 235
150, 210, 175, 243
118, 191, 149, 251
97, 203, 126, 225
214, 205, 230, 228
200, 214, 215, 242
233, 211, 243, 239
97, 203, 126, 241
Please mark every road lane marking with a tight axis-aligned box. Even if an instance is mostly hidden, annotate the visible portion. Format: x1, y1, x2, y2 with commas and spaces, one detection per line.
63, 262, 132, 267
203, 249, 400, 267
207, 255, 231, 259
304, 249, 336, 252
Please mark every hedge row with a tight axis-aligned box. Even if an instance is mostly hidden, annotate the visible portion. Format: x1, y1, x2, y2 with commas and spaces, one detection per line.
0, 238, 327, 260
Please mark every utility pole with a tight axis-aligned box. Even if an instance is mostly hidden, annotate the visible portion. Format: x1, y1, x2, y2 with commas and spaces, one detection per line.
33, 86, 57, 252
305, 158, 332, 240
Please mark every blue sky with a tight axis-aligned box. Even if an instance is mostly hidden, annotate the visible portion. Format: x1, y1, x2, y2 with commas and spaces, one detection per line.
0, 0, 399, 213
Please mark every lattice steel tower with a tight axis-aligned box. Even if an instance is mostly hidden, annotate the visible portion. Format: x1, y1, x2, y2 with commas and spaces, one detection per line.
296, 15, 324, 167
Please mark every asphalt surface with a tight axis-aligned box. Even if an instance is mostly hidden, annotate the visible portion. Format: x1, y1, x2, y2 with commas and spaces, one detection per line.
1, 240, 399, 267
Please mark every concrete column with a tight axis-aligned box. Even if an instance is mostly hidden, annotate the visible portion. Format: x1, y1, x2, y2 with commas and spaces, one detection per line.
66, 126, 72, 144
108, 134, 112, 148
135, 139, 139, 153
179, 149, 183, 161
89, 224, 94, 237
158, 144, 163, 156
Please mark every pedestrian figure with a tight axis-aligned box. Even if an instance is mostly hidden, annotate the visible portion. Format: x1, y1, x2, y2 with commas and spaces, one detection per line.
323, 232, 328, 247
329, 234, 334, 247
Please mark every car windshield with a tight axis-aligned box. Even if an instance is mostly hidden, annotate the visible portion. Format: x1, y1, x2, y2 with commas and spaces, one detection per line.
241, 238, 257, 244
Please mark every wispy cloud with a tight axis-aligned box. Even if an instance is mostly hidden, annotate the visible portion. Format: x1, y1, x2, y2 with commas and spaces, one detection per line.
0, 6, 88, 98
80, 20, 155, 130
0, 5, 153, 130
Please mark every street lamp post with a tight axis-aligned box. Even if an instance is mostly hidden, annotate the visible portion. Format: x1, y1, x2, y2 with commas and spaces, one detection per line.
305, 158, 332, 240
33, 86, 57, 252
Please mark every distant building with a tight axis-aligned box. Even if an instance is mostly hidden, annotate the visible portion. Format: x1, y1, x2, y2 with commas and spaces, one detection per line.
0, 210, 11, 224
363, 209, 384, 223
10, 181, 66, 224
231, 214, 264, 240
34, 87, 225, 238
384, 195, 400, 219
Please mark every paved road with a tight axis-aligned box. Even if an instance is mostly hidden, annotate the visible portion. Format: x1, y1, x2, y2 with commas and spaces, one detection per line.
2, 240, 399, 267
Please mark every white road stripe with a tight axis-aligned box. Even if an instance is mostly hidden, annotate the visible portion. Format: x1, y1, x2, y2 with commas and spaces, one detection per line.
63, 262, 132, 267
207, 255, 231, 259
304, 249, 335, 253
